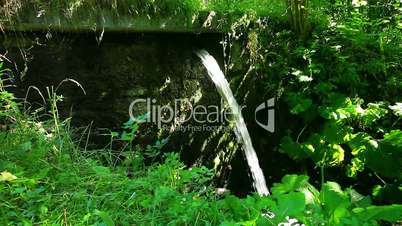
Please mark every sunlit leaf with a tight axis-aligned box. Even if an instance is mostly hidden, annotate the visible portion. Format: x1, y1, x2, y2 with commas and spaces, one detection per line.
389, 103, 402, 116
0, 171, 18, 182
277, 192, 306, 216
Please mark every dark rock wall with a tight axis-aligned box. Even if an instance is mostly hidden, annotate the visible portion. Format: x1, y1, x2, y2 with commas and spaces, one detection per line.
2, 31, 244, 167
1, 31, 274, 192
1, 32, 222, 128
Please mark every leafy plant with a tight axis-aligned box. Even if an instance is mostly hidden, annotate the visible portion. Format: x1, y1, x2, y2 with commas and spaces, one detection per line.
0, 61, 19, 121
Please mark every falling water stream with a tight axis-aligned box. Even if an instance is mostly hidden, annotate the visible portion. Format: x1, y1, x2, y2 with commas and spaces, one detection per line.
195, 49, 270, 196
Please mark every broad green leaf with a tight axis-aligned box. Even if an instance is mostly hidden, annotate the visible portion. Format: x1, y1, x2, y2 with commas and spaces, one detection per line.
271, 174, 309, 196
365, 134, 401, 178
318, 94, 363, 121
237, 219, 257, 226
276, 192, 306, 216
322, 122, 352, 144
279, 137, 309, 160
224, 195, 246, 216
299, 183, 320, 205
324, 144, 345, 166
389, 103, 402, 116
347, 132, 372, 156
320, 182, 350, 217
347, 188, 372, 208
286, 93, 313, 114
382, 130, 402, 149
346, 157, 365, 177
362, 103, 388, 126
153, 186, 175, 206
94, 210, 115, 226
352, 205, 402, 222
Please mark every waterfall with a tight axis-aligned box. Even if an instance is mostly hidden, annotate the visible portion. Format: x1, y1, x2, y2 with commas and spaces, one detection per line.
195, 49, 270, 196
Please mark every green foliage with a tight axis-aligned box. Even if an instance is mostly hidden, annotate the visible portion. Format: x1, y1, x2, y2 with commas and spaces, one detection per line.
1, 0, 402, 224
279, 96, 401, 179
0, 106, 401, 225
0, 62, 19, 120
208, 0, 286, 17
217, 0, 401, 208
267, 0, 402, 189
0, 0, 288, 31
119, 117, 141, 142
0, 117, 214, 225
0, 83, 400, 225
268, 175, 402, 225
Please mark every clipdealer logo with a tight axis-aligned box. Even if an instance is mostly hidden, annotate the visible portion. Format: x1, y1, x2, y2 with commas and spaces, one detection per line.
254, 98, 275, 133
128, 98, 275, 133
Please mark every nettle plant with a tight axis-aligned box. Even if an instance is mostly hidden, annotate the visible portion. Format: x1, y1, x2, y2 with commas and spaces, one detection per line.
262, 174, 402, 225
284, 21, 399, 166
280, 94, 401, 178
109, 113, 169, 167
222, 0, 402, 208
274, 4, 402, 206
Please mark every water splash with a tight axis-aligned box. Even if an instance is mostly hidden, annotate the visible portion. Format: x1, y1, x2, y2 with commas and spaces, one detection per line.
196, 49, 270, 196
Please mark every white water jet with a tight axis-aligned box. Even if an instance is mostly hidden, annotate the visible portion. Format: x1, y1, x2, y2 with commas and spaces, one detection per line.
196, 49, 270, 196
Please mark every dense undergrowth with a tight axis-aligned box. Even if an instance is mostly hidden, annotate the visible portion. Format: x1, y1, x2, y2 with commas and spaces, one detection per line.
225, 0, 401, 207
1, 0, 286, 17
0, 63, 402, 225
1, 0, 402, 225
1, 0, 287, 31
